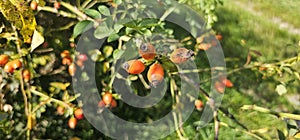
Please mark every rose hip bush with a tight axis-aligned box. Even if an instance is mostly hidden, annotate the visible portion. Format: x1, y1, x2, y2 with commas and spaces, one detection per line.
1, 0, 300, 139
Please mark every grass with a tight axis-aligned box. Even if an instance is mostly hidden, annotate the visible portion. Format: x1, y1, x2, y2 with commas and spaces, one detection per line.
210, 0, 300, 139
215, 0, 300, 62
236, 0, 300, 29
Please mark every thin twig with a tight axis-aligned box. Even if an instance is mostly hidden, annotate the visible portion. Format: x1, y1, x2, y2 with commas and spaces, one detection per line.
85, 0, 98, 9
39, 6, 77, 19
81, 0, 92, 9
30, 88, 72, 108
138, 74, 150, 89
170, 77, 186, 140
241, 105, 300, 120
44, 21, 76, 35
13, 24, 31, 139
214, 110, 220, 140
60, 1, 94, 21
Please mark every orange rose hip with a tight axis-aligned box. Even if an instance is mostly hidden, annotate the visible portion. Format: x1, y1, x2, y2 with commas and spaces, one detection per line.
147, 63, 164, 87
123, 59, 145, 74
170, 48, 194, 64
0, 54, 9, 67
68, 117, 77, 129
22, 69, 31, 82
102, 92, 113, 105
138, 43, 156, 60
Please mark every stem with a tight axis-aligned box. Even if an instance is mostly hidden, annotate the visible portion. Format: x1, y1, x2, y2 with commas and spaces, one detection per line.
39, 6, 77, 19
60, 1, 94, 21
169, 54, 300, 85
138, 74, 150, 89
241, 105, 300, 120
279, 113, 300, 120
76, 0, 81, 8
170, 67, 212, 75
108, 36, 131, 89
30, 88, 72, 108
85, 0, 98, 9
214, 110, 219, 140
13, 24, 31, 139
19, 70, 28, 116
44, 21, 76, 35
170, 77, 185, 140
81, 0, 92, 9
31, 97, 51, 114
172, 111, 186, 140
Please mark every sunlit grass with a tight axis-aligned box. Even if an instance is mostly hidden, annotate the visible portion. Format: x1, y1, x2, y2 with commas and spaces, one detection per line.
211, 1, 300, 139
236, 0, 300, 29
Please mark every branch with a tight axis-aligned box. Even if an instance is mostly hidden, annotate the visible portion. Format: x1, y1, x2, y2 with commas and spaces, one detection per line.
30, 87, 74, 109
39, 6, 77, 19
241, 105, 300, 120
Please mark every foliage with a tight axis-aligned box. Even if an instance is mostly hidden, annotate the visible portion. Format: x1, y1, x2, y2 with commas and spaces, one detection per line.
179, 0, 223, 28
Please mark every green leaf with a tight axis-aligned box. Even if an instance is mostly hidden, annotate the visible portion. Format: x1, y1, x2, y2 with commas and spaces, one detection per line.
114, 0, 122, 5
98, 5, 110, 16
73, 20, 93, 38
124, 21, 138, 28
142, 29, 152, 37
277, 129, 285, 140
114, 23, 124, 32
30, 30, 44, 52
50, 82, 70, 90
276, 84, 287, 96
94, 22, 113, 39
107, 33, 120, 42
106, 16, 114, 28
125, 27, 134, 34
282, 67, 293, 74
113, 49, 124, 59
83, 9, 101, 19
138, 19, 159, 28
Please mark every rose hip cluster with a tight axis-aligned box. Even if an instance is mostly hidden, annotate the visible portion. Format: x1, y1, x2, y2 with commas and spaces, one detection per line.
0, 54, 31, 82
122, 42, 194, 87
56, 106, 84, 129
60, 50, 88, 77
98, 92, 117, 109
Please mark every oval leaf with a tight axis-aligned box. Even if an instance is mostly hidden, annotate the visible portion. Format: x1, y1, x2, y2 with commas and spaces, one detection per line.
107, 33, 120, 42
83, 9, 101, 19
73, 20, 93, 38
98, 5, 110, 16
94, 22, 113, 39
